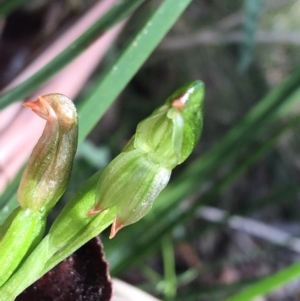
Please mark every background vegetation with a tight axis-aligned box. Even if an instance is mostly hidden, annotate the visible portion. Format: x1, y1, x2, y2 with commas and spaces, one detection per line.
1, 0, 300, 300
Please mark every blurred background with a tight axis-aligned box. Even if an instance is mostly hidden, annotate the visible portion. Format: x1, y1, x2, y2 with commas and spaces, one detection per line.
1, 0, 300, 300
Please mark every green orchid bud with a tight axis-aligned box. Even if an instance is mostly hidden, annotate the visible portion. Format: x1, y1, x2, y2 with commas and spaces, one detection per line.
89, 81, 204, 238
89, 150, 172, 238
134, 81, 204, 168
17, 94, 78, 213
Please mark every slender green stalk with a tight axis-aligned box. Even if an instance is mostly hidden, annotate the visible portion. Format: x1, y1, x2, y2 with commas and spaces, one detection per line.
162, 236, 177, 299
0, 208, 46, 287
0, 169, 116, 300
0, 209, 115, 301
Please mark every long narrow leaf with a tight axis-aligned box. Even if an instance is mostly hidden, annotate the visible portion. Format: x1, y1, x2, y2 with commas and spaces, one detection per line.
224, 261, 300, 301
0, 0, 145, 109
77, 0, 194, 142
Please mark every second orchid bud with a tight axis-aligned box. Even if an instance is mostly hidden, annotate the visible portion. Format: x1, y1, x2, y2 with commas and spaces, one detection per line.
89, 81, 204, 238
17, 94, 78, 213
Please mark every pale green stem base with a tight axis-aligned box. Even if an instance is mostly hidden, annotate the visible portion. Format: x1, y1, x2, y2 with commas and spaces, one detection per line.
0, 208, 115, 301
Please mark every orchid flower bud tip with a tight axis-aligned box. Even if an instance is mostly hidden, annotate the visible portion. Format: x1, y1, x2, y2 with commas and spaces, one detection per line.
109, 218, 123, 239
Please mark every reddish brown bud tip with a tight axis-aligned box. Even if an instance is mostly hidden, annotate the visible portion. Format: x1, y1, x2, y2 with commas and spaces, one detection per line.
86, 207, 102, 217
172, 98, 184, 110
109, 218, 124, 239
23, 96, 55, 121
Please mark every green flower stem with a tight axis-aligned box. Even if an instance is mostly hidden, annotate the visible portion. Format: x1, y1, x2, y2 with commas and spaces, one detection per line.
0, 211, 115, 301
0, 171, 116, 300
0, 208, 46, 287
162, 236, 177, 299
47, 170, 103, 251
45, 207, 116, 275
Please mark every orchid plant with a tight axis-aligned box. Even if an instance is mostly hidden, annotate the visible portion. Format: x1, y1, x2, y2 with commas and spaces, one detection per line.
0, 81, 204, 300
